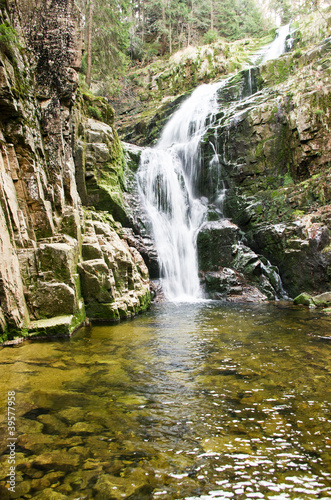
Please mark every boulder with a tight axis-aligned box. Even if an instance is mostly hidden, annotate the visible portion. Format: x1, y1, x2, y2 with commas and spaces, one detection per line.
31, 282, 76, 318
312, 291, 331, 307
197, 220, 240, 271
293, 292, 314, 307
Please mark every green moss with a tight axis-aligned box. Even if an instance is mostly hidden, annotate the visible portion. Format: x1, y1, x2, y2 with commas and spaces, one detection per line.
0, 22, 20, 58
0, 326, 29, 344
139, 290, 151, 312
86, 303, 120, 321
88, 106, 103, 121
27, 315, 80, 338
293, 293, 314, 306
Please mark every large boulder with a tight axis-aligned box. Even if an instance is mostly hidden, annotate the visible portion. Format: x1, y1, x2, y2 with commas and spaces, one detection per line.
248, 219, 331, 297
197, 220, 240, 271
197, 218, 284, 301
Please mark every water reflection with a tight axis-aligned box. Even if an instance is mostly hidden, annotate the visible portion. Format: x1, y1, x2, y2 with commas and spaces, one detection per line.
0, 302, 330, 499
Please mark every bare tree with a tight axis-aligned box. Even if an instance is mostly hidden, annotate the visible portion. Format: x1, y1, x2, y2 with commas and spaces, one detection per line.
86, 0, 93, 88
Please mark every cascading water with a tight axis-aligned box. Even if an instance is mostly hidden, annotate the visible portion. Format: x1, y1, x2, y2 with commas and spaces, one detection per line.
261, 23, 291, 63
138, 25, 292, 302
250, 23, 291, 66
137, 82, 224, 301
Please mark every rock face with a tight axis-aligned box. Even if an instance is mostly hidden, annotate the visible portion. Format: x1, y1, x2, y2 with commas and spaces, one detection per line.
197, 220, 284, 301
0, 0, 150, 341
195, 26, 331, 299
79, 213, 150, 321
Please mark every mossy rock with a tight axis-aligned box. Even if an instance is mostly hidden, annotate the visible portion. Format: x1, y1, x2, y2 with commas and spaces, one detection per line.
293, 293, 314, 307
312, 291, 331, 307
197, 220, 240, 272
28, 315, 78, 338
85, 303, 120, 322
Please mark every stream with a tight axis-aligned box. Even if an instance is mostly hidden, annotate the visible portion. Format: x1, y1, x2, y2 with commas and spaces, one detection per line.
0, 302, 330, 499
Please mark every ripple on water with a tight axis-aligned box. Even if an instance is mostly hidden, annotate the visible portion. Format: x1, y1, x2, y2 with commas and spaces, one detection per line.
0, 302, 330, 498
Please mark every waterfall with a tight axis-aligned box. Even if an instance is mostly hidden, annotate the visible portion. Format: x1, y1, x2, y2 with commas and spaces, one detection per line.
137, 27, 291, 303
250, 23, 291, 66
137, 82, 224, 302
261, 24, 291, 63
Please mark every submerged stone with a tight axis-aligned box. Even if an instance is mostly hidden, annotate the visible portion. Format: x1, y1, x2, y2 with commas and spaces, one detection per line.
30, 489, 69, 500
93, 473, 147, 500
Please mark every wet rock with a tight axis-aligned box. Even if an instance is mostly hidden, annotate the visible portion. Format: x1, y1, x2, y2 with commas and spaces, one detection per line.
28, 315, 78, 338
227, 284, 268, 302
294, 291, 331, 308
204, 268, 239, 295
18, 432, 54, 454
198, 220, 283, 300
70, 421, 104, 435
250, 221, 331, 297
58, 407, 86, 424
197, 220, 240, 271
0, 485, 10, 500
93, 473, 147, 500
37, 414, 69, 435
293, 292, 315, 307
32, 282, 76, 318
32, 450, 80, 471
312, 291, 331, 307
31, 476, 52, 491
9, 480, 31, 499
79, 213, 150, 321
63, 469, 101, 492
121, 228, 159, 279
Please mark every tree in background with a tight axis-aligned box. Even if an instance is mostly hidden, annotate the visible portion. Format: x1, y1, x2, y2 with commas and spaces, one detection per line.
76, 0, 268, 95
270, 0, 293, 23
77, 0, 130, 94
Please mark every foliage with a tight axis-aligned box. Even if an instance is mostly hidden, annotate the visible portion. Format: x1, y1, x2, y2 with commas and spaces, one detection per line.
203, 29, 218, 44
75, 0, 268, 95
76, 0, 130, 95
0, 23, 20, 57
88, 105, 103, 120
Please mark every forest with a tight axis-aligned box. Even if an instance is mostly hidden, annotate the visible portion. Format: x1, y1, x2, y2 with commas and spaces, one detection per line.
76, 0, 324, 95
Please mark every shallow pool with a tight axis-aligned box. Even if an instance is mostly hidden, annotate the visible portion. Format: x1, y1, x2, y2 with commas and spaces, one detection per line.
0, 302, 330, 499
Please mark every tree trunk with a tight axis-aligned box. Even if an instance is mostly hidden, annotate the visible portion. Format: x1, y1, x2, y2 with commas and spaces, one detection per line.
161, 0, 167, 54
86, 0, 93, 88
142, 0, 145, 44
210, 0, 214, 31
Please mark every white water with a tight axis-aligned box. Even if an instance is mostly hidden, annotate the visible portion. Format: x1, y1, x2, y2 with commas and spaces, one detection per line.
137, 27, 291, 302
137, 82, 224, 301
261, 23, 291, 63
250, 23, 291, 66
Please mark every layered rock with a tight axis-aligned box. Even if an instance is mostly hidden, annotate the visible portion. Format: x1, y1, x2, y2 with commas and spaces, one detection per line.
197, 220, 284, 301
0, 0, 150, 342
196, 28, 331, 299
79, 212, 150, 321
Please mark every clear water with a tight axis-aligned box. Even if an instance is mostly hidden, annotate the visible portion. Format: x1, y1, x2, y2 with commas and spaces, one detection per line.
137, 82, 224, 301
0, 302, 330, 499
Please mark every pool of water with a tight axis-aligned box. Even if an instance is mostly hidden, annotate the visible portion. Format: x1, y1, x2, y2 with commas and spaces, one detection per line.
0, 301, 330, 499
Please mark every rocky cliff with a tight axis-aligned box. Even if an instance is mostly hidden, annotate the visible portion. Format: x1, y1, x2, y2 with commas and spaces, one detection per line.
0, 0, 150, 342
121, 8, 331, 305
198, 31, 331, 299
